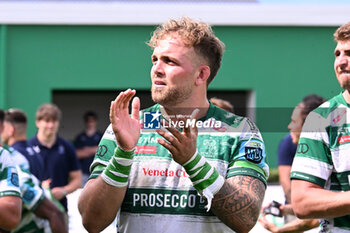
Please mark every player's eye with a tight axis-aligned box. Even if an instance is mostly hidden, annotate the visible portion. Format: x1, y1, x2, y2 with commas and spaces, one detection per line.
151, 56, 158, 64
165, 57, 176, 65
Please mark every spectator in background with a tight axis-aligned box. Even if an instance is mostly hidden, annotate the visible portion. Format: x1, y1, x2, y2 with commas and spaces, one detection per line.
74, 111, 102, 185
278, 94, 326, 224
276, 133, 297, 224
28, 103, 82, 219
2, 108, 45, 181
259, 94, 325, 232
276, 133, 296, 211
0, 109, 67, 233
209, 97, 234, 112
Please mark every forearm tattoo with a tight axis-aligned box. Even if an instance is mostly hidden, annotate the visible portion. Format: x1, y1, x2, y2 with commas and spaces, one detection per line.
211, 175, 266, 232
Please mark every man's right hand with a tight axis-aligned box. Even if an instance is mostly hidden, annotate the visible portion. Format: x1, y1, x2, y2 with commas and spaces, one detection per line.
110, 89, 140, 151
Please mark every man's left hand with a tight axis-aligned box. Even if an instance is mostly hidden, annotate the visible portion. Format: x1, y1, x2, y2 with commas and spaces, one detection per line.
156, 109, 199, 165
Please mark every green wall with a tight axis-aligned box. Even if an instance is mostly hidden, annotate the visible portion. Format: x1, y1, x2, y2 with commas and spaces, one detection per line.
0, 25, 341, 168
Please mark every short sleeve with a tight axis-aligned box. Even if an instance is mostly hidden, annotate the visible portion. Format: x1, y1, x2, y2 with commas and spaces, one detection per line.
227, 118, 269, 186
18, 167, 45, 211
0, 149, 21, 197
89, 124, 117, 179
290, 112, 332, 187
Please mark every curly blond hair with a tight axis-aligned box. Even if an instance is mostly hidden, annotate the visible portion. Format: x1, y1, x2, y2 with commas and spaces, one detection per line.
334, 22, 350, 42
148, 17, 225, 86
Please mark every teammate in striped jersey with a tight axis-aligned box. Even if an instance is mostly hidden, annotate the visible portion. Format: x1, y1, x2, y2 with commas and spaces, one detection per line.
291, 22, 350, 232
0, 109, 67, 233
0, 147, 21, 232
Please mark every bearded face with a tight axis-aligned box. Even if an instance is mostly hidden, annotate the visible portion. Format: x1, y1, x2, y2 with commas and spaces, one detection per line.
150, 35, 199, 106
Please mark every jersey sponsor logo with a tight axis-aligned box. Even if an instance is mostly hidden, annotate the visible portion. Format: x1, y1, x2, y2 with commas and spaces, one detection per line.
296, 143, 309, 154
10, 172, 19, 187
246, 141, 262, 148
143, 111, 161, 129
212, 124, 227, 132
23, 188, 35, 203
96, 145, 108, 157
133, 192, 199, 209
142, 167, 188, 177
338, 135, 350, 144
244, 147, 263, 163
121, 188, 213, 216
201, 139, 218, 157
332, 108, 347, 124
106, 128, 115, 136
135, 146, 157, 154
139, 136, 158, 144
240, 133, 262, 141
33, 146, 40, 154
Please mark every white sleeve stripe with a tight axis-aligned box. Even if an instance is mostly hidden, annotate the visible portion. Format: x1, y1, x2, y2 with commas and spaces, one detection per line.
114, 157, 133, 167
101, 173, 127, 187
182, 149, 198, 167
291, 156, 332, 180
187, 157, 206, 173
300, 132, 329, 145
192, 167, 215, 186
109, 170, 129, 178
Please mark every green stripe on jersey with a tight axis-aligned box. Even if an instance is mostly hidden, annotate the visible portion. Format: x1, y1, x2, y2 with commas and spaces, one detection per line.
232, 160, 266, 179
312, 93, 345, 118
16, 220, 45, 233
296, 137, 331, 164
0, 166, 9, 180
327, 123, 350, 148
333, 170, 350, 191
227, 167, 267, 186
94, 138, 117, 163
0, 190, 21, 197
89, 164, 105, 179
290, 171, 326, 187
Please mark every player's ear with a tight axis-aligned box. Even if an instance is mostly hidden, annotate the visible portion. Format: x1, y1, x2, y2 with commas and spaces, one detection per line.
195, 65, 210, 86
35, 120, 40, 128
9, 124, 15, 136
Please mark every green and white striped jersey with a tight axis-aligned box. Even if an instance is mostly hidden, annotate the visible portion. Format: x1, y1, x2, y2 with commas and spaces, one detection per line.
6, 147, 50, 233
91, 103, 269, 233
0, 147, 21, 198
291, 93, 350, 232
